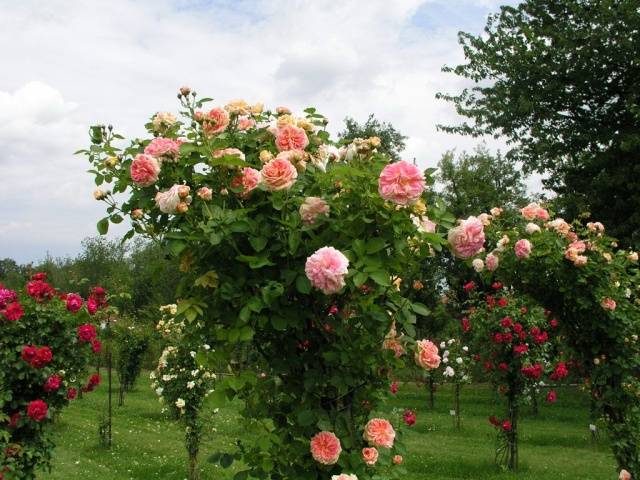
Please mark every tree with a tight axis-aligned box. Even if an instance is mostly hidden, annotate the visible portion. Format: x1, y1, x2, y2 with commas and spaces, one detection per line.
437, 146, 529, 218
437, 0, 640, 246
339, 114, 407, 161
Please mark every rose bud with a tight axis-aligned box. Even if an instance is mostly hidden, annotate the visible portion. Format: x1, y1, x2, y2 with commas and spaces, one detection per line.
197, 187, 212, 201
177, 185, 191, 198
131, 208, 143, 219
179, 86, 191, 96
176, 202, 189, 214
93, 189, 107, 200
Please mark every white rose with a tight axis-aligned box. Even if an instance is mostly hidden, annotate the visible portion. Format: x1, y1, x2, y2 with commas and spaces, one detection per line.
525, 222, 541, 234
472, 258, 484, 272
456, 357, 463, 365
175, 398, 186, 409
155, 387, 163, 396
443, 366, 455, 377
187, 381, 196, 389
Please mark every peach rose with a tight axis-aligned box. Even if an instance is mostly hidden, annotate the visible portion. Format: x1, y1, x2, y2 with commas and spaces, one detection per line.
574, 255, 588, 267
478, 213, 492, 226
619, 469, 632, 480
392, 455, 403, 465
331, 475, 358, 480
490, 207, 503, 217
601, 297, 616, 311
151, 112, 176, 131
212, 148, 245, 161
448, 216, 485, 259
378, 161, 426, 205
363, 418, 395, 448
525, 222, 541, 234
310, 431, 341, 465
514, 239, 532, 259
130, 154, 160, 187
300, 197, 330, 225
203, 107, 229, 135
231, 168, 261, 197
144, 137, 182, 162
197, 187, 212, 201
521, 202, 549, 221
237, 116, 256, 131
275, 124, 309, 152
415, 339, 441, 370
362, 447, 378, 466
260, 157, 298, 191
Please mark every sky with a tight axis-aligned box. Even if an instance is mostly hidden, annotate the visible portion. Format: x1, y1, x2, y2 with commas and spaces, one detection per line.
0, 0, 522, 263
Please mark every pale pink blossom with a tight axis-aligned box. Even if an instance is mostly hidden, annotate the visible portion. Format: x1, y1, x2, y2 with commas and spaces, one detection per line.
362, 447, 379, 465
275, 124, 309, 152
521, 202, 549, 221
628, 252, 638, 262
378, 161, 425, 205
363, 418, 395, 448
310, 431, 341, 465
601, 297, 617, 311
332, 475, 358, 480
155, 185, 181, 214
415, 339, 441, 370
231, 168, 261, 197
574, 255, 588, 267
478, 213, 492, 226
514, 239, 532, 259
144, 137, 182, 161
237, 116, 256, 131
472, 258, 485, 272
305, 247, 349, 294
448, 217, 485, 259
300, 197, 330, 225
619, 469, 632, 480
490, 207, 503, 217
392, 455, 403, 465
260, 157, 298, 191
486, 253, 499, 271
525, 223, 541, 234
212, 148, 246, 161
197, 187, 212, 201
130, 154, 160, 187
412, 215, 436, 233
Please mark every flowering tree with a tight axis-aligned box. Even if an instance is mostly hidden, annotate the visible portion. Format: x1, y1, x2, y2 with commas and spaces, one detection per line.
449, 203, 640, 477
82, 90, 448, 479
0, 275, 105, 479
461, 288, 565, 469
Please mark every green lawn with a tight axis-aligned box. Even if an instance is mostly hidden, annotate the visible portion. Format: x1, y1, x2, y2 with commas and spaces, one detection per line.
48, 374, 617, 479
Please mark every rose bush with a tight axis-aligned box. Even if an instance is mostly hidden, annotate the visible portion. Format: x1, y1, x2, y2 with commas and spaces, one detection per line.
0, 275, 105, 479
451, 204, 640, 476
82, 91, 449, 479
438, 338, 473, 429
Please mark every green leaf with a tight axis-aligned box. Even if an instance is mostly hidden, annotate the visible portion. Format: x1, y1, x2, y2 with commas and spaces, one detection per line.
369, 271, 391, 286
194, 271, 219, 289
297, 410, 316, 427
110, 214, 123, 224
167, 239, 187, 256
236, 255, 275, 269
288, 230, 301, 254
97, 218, 109, 235
366, 237, 386, 254
295, 275, 311, 294
411, 302, 430, 316
353, 272, 368, 287
271, 316, 287, 331
249, 236, 268, 252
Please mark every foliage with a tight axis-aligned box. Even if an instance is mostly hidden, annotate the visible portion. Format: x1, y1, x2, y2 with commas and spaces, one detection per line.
0, 274, 105, 479
452, 204, 640, 476
436, 146, 529, 219
82, 92, 449, 479
339, 114, 407, 162
114, 320, 150, 399
437, 0, 640, 247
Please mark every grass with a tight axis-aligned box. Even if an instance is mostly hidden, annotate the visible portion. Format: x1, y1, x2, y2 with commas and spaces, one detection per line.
48, 374, 617, 479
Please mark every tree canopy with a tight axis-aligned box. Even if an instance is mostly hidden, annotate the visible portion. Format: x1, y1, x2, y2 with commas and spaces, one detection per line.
339, 114, 407, 161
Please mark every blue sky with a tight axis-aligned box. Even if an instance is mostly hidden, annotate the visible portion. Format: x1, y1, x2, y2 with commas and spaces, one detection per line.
0, 0, 524, 264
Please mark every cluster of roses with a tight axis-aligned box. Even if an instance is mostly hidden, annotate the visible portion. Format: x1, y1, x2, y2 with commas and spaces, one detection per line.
0, 285, 24, 322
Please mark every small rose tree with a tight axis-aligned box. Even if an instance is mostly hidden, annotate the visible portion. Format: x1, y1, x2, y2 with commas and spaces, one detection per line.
449, 204, 640, 476
438, 338, 473, 429
82, 91, 449, 479
462, 289, 565, 469
0, 275, 105, 479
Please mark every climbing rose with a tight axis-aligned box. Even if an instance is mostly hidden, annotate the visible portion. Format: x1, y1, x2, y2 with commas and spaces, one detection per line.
378, 160, 425, 205
130, 154, 160, 187
43, 375, 62, 393
363, 418, 396, 448
305, 247, 349, 294
415, 339, 441, 370
260, 157, 298, 191
155, 185, 182, 214
144, 137, 181, 161
24, 346, 52, 368
514, 239, 532, 259
403, 409, 417, 426
231, 167, 261, 197
521, 202, 549, 221
202, 107, 229, 135
91, 339, 102, 353
393, 455, 403, 465
546, 390, 557, 403
2, 302, 24, 321
310, 431, 342, 465
362, 447, 379, 465
67, 388, 78, 400
212, 147, 245, 161
27, 400, 48, 422
66, 293, 83, 313
601, 297, 616, 311
78, 324, 97, 342
448, 217, 485, 259
299, 197, 330, 225
275, 124, 309, 152
502, 420, 512, 431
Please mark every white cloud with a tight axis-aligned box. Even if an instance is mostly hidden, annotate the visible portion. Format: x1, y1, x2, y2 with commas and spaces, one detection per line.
0, 0, 521, 263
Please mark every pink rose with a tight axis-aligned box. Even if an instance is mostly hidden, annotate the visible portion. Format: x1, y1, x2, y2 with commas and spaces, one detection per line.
231, 167, 260, 197
378, 161, 426, 205
619, 470, 632, 480
601, 297, 616, 311
155, 185, 182, 214
415, 339, 441, 370
363, 418, 395, 448
212, 148, 245, 161
202, 107, 229, 135
448, 216, 485, 259
486, 253, 499, 271
300, 197, 330, 225
260, 157, 298, 191
392, 455, 403, 465
144, 137, 181, 161
275, 124, 309, 152
237, 116, 255, 131
362, 447, 378, 465
514, 239, 532, 259
305, 247, 349, 294
197, 187, 212, 201
310, 431, 341, 465
412, 215, 436, 233
332, 475, 358, 480
521, 202, 548, 221
130, 154, 160, 187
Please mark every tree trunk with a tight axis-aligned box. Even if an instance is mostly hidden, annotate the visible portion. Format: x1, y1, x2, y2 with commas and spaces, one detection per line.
507, 393, 519, 471
453, 383, 461, 430
428, 373, 435, 409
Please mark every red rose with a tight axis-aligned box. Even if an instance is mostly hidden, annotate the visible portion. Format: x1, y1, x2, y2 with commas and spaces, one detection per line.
8, 412, 21, 429
513, 344, 529, 356
66, 293, 83, 313
501, 317, 512, 328
31, 346, 53, 368
463, 281, 476, 292
488, 415, 500, 426
521, 363, 543, 379
403, 409, 416, 426
513, 323, 523, 334
546, 390, 557, 403
31, 272, 47, 281
486, 295, 495, 307
2, 302, 24, 321
43, 375, 62, 393
491, 282, 503, 290
91, 339, 102, 353
497, 297, 508, 307
520, 307, 528, 314
549, 318, 559, 328
502, 420, 512, 431
26, 280, 54, 301
27, 400, 48, 422
390, 381, 399, 394
493, 332, 503, 344
67, 388, 78, 400
87, 374, 101, 390
498, 362, 509, 371
78, 324, 97, 342
534, 331, 549, 344
484, 361, 494, 371
502, 332, 513, 343
461, 317, 471, 333
530, 327, 541, 336
550, 362, 569, 380
87, 298, 98, 315
328, 305, 339, 315
21, 345, 37, 363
